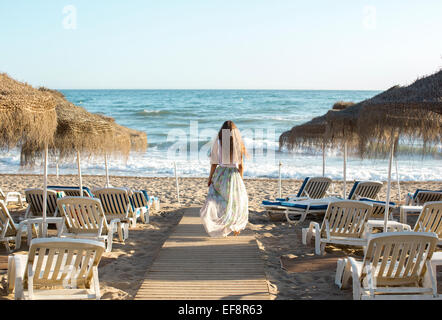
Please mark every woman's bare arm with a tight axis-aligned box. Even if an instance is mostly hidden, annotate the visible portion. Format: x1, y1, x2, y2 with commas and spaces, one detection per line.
208, 164, 218, 186
238, 158, 244, 178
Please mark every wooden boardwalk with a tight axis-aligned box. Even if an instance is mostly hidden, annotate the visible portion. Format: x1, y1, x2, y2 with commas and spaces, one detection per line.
135, 207, 271, 300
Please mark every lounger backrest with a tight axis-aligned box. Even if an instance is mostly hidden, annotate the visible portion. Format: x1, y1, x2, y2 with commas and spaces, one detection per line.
298, 177, 332, 199
93, 188, 133, 220
129, 190, 148, 209
24, 238, 105, 289
361, 232, 437, 287
414, 191, 442, 206
348, 181, 383, 200
0, 201, 17, 237
48, 186, 93, 197
57, 197, 109, 235
25, 189, 58, 217
359, 198, 395, 220
413, 201, 442, 238
0, 188, 5, 201
321, 200, 372, 239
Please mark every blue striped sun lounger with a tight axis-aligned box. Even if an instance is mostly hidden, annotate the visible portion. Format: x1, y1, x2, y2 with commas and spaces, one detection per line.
47, 185, 94, 197
261, 197, 343, 225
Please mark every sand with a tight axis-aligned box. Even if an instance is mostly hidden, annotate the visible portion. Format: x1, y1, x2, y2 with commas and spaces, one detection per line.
0, 173, 440, 300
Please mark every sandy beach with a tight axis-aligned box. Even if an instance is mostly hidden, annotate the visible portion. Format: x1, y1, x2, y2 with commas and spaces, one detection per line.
0, 173, 440, 300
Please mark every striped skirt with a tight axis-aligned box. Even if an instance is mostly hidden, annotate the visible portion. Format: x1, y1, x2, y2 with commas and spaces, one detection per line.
200, 166, 249, 237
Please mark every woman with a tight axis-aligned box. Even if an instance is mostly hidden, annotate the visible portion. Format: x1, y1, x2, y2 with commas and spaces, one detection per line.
200, 120, 249, 237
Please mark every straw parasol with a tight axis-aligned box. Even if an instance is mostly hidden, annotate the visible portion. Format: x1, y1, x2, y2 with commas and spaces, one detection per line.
0, 73, 58, 236
0, 73, 57, 149
279, 101, 356, 190
327, 69, 442, 231
22, 91, 148, 192
95, 114, 148, 187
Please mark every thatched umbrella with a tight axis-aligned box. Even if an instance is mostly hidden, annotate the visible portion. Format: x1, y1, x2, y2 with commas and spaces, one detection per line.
95, 114, 147, 187
279, 101, 356, 194
22, 92, 147, 193
327, 70, 442, 231
0, 73, 58, 236
279, 114, 328, 176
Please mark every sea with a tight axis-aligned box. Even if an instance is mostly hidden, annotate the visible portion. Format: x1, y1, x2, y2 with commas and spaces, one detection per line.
0, 90, 440, 181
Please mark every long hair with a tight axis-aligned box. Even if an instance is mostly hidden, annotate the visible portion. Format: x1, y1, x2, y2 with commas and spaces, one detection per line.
217, 120, 249, 162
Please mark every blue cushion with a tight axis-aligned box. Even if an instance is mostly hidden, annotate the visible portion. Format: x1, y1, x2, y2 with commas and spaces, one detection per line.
280, 201, 328, 210
359, 198, 396, 206
412, 189, 442, 199
262, 200, 282, 206
296, 177, 310, 197
275, 198, 287, 202
347, 181, 360, 200
47, 185, 94, 197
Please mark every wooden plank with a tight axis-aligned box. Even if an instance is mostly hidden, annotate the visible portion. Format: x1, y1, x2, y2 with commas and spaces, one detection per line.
135, 207, 271, 300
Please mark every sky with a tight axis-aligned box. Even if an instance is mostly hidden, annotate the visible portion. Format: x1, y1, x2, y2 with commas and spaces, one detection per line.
0, 0, 441, 90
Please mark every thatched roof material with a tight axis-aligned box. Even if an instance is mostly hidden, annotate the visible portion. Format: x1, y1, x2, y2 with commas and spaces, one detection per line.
21, 90, 148, 164
0, 73, 57, 149
279, 101, 355, 151
327, 70, 442, 156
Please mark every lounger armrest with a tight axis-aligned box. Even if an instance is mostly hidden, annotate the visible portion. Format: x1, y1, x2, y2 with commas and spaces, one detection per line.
56, 217, 66, 237
347, 256, 364, 300
1, 219, 9, 238
8, 254, 27, 299
6, 192, 23, 199
325, 219, 331, 241
425, 260, 438, 297
108, 218, 121, 231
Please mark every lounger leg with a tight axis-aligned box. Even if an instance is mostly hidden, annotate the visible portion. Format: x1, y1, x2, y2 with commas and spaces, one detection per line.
93, 266, 101, 300
106, 233, 113, 252
302, 222, 318, 245
117, 222, 123, 242
3, 240, 11, 253
7, 255, 15, 294
123, 223, 129, 240
335, 258, 345, 287
340, 259, 353, 289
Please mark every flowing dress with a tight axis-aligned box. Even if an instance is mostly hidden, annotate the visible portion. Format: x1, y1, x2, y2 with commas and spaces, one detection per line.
200, 140, 249, 237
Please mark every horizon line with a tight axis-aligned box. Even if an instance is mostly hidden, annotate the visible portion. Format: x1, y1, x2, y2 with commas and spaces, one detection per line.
56, 88, 382, 91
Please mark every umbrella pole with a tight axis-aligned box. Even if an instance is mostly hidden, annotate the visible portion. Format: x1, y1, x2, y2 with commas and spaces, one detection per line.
42, 143, 48, 238
395, 157, 401, 203
174, 161, 180, 204
278, 161, 282, 198
384, 143, 395, 232
322, 142, 325, 177
77, 151, 83, 196
105, 152, 110, 188
343, 142, 347, 198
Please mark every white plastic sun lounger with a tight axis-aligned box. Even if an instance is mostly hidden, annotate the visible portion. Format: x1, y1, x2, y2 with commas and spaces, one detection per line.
129, 190, 155, 224
0, 188, 26, 208
24, 188, 59, 219
93, 188, 134, 239
261, 177, 332, 220
346, 180, 383, 200
8, 238, 105, 300
301, 200, 373, 255
57, 197, 124, 252
263, 197, 342, 226
0, 201, 28, 252
335, 231, 439, 300
406, 189, 442, 206
412, 201, 442, 245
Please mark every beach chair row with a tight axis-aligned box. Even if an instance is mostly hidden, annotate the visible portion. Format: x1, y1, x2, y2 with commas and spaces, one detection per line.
261, 177, 442, 225
1, 187, 160, 253
1, 187, 161, 300
300, 199, 442, 300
